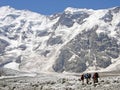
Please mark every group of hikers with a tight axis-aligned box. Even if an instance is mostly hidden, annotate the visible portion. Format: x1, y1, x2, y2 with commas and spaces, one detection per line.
80, 72, 99, 85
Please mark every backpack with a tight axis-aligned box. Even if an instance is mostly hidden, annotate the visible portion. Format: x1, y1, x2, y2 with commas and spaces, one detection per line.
95, 73, 99, 78
84, 73, 89, 79
81, 74, 84, 80
93, 72, 99, 79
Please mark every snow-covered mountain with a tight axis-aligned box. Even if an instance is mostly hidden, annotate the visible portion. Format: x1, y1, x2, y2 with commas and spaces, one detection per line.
0, 6, 120, 73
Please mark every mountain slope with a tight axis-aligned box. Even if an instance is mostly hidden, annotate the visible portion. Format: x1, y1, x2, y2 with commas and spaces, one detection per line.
0, 6, 120, 73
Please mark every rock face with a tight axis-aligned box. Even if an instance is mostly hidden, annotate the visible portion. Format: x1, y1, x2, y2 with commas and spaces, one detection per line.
0, 39, 9, 54
53, 28, 120, 72
0, 6, 120, 73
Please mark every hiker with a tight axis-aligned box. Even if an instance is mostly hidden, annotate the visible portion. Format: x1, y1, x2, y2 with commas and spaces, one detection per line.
88, 73, 91, 80
92, 72, 99, 84
84, 73, 90, 84
81, 74, 84, 85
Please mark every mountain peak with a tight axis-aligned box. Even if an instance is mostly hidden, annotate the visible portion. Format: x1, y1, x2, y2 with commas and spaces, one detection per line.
0, 5, 14, 10
64, 7, 79, 12
64, 7, 94, 14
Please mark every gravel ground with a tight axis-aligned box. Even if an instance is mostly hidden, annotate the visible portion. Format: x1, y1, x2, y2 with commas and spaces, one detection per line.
0, 72, 120, 90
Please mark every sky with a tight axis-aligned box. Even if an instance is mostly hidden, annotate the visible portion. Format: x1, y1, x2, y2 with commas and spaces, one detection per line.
0, 0, 120, 15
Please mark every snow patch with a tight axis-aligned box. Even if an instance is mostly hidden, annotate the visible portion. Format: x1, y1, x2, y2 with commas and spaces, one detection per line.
4, 62, 19, 71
